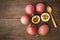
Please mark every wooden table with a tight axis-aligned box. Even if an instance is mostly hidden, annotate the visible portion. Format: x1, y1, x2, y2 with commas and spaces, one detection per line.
0, 0, 60, 40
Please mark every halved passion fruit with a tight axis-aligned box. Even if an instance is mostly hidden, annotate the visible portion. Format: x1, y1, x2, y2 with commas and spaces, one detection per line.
32, 15, 40, 24
41, 13, 50, 22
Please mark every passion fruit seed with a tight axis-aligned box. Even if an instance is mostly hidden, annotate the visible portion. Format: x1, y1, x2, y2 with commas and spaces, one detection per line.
32, 15, 40, 24
42, 14, 49, 20
41, 13, 50, 22
33, 17, 39, 22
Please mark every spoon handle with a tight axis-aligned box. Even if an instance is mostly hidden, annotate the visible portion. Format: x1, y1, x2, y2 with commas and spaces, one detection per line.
50, 12, 57, 28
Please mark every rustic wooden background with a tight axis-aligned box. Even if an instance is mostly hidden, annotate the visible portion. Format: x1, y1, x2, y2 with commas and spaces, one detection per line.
0, 0, 60, 40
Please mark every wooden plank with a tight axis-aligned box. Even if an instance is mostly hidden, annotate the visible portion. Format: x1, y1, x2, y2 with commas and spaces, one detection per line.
0, 19, 60, 40
0, 0, 60, 40
0, 0, 60, 19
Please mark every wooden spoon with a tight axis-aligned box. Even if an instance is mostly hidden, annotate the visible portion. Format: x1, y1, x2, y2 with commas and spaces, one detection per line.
47, 6, 57, 28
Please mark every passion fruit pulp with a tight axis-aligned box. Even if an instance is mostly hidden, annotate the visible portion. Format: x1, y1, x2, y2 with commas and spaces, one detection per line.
32, 15, 40, 24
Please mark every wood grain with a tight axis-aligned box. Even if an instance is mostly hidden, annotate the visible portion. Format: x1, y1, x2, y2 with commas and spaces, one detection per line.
0, 0, 60, 40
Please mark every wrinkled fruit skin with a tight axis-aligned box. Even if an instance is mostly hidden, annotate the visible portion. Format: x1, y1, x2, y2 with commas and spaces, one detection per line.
36, 3, 45, 13
25, 5, 34, 15
20, 15, 30, 25
27, 25, 37, 35
38, 25, 49, 36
